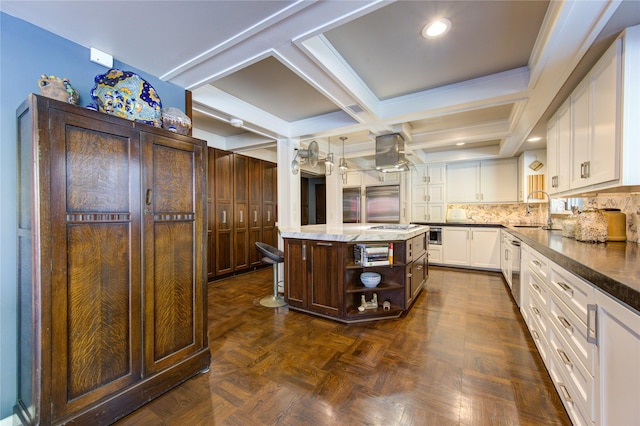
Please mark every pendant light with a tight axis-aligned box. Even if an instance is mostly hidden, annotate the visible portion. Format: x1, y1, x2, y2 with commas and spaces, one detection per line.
325, 137, 334, 176
339, 136, 348, 175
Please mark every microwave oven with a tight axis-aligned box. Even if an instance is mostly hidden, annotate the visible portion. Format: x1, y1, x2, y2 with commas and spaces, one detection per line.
428, 227, 442, 245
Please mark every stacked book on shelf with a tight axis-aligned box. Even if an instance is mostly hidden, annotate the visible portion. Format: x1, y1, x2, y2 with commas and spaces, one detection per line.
354, 243, 394, 266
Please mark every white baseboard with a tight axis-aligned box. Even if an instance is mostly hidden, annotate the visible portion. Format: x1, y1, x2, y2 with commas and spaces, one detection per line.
0, 414, 21, 425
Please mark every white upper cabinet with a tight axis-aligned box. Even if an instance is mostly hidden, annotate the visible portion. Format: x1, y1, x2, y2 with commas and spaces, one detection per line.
547, 24, 640, 195
410, 163, 446, 222
548, 102, 572, 194
447, 158, 518, 203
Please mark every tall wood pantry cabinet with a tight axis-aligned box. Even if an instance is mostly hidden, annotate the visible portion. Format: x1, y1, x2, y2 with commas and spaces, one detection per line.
15, 95, 211, 425
207, 147, 277, 279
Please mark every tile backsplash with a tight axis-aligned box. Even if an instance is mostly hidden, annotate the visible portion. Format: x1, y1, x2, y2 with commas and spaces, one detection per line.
448, 192, 640, 243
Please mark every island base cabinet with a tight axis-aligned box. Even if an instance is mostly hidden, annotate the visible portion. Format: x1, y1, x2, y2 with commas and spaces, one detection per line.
594, 291, 640, 426
283, 239, 342, 318
284, 233, 427, 323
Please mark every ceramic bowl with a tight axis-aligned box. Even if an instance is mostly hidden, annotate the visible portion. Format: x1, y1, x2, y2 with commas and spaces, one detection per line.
360, 272, 381, 288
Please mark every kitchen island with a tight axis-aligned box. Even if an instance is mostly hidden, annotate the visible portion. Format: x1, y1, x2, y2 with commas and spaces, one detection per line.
279, 224, 429, 322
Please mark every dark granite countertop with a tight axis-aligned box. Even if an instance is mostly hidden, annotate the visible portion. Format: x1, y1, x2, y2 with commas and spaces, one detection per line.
504, 226, 640, 313
414, 221, 640, 312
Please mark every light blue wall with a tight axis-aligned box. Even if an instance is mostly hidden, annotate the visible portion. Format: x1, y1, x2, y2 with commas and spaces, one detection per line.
0, 12, 187, 418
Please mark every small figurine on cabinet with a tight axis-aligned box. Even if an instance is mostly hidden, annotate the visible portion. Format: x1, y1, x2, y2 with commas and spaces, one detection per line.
38, 74, 80, 105
358, 293, 379, 312
383, 300, 391, 310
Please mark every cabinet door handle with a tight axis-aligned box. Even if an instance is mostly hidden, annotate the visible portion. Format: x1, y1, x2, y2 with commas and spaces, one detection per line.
267, 211, 271, 222
557, 348, 573, 366
316, 242, 332, 246
222, 210, 227, 224
145, 188, 153, 205
239, 210, 243, 223
558, 315, 573, 332
585, 161, 590, 178
470, 231, 474, 240
557, 281, 573, 295
580, 162, 586, 179
254, 210, 258, 223
424, 195, 427, 201
558, 382, 573, 403
302, 243, 306, 260
587, 304, 598, 344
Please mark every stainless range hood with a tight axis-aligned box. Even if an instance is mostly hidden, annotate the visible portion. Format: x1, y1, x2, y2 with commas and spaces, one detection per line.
375, 133, 409, 172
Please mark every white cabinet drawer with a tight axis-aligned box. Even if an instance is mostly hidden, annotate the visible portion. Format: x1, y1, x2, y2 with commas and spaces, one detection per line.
549, 262, 594, 325
549, 326, 595, 423
548, 293, 596, 375
526, 249, 549, 281
548, 354, 593, 426
527, 268, 549, 311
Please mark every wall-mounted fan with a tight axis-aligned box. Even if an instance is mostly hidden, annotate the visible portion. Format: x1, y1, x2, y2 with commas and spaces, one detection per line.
291, 140, 319, 174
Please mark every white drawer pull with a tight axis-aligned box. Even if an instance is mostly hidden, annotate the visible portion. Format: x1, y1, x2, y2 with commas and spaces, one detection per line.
532, 283, 541, 293
558, 382, 573, 403
558, 315, 573, 332
532, 330, 540, 340
532, 260, 541, 267
557, 348, 573, 366
557, 281, 573, 295
532, 306, 540, 316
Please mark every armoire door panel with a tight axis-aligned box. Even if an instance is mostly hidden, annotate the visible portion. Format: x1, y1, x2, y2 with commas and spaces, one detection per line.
65, 223, 135, 400
48, 109, 142, 419
152, 221, 195, 360
141, 133, 204, 374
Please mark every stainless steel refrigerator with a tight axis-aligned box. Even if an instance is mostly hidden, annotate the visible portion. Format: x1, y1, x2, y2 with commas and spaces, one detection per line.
365, 185, 400, 223
343, 187, 361, 223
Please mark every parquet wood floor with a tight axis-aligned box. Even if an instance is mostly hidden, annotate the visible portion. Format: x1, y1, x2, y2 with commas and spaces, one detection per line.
114, 266, 571, 426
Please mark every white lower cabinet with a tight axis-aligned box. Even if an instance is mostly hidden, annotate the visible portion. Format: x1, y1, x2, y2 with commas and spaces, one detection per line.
442, 227, 500, 270
594, 290, 640, 426
520, 243, 640, 425
427, 245, 442, 265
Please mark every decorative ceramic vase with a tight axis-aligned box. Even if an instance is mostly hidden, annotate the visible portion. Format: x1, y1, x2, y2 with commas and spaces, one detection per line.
162, 107, 191, 134
91, 69, 162, 127
575, 210, 608, 243
38, 74, 80, 104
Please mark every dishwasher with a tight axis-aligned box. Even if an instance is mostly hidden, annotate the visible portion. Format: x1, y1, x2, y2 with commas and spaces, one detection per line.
505, 233, 521, 307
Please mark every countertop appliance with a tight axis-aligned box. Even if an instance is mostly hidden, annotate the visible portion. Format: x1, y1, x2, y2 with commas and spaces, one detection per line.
365, 185, 400, 223
343, 187, 361, 223
502, 232, 521, 307
446, 208, 468, 223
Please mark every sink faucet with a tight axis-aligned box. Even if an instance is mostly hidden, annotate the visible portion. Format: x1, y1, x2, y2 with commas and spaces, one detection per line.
526, 190, 553, 230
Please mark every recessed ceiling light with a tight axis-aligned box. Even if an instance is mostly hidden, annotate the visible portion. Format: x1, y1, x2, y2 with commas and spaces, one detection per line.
455, 142, 465, 146
422, 18, 451, 39
527, 136, 542, 142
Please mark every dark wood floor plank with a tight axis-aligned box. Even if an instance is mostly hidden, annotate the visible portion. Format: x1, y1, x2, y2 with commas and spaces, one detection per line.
114, 266, 571, 426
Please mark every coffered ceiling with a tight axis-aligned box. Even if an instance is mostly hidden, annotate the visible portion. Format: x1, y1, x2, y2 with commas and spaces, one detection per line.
3, 1, 638, 171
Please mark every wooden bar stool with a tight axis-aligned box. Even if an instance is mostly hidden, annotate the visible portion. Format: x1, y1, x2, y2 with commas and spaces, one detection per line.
255, 242, 287, 308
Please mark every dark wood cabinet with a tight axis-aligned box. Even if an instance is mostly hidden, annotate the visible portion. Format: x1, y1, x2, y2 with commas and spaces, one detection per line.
207, 148, 216, 280
16, 95, 209, 425
248, 157, 263, 267
284, 239, 343, 317
284, 233, 427, 323
233, 154, 249, 271
206, 148, 277, 279
214, 149, 234, 275
262, 160, 277, 248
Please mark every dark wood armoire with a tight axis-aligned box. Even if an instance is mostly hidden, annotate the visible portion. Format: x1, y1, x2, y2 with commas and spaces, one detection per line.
15, 95, 210, 425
